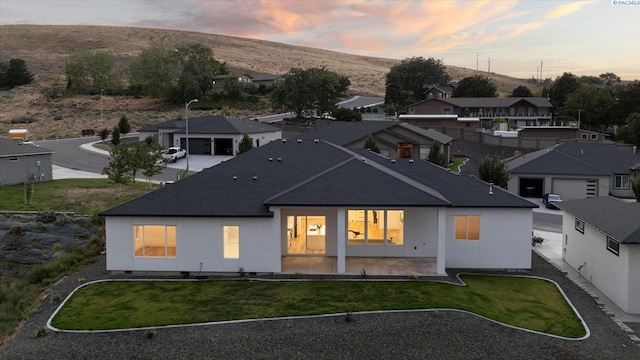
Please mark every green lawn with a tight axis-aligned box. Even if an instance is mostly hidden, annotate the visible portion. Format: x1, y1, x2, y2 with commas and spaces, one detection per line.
0, 178, 153, 214
447, 157, 468, 172
51, 275, 586, 338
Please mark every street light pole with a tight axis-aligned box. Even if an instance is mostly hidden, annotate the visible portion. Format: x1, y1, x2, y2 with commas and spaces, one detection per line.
100, 89, 104, 129
185, 99, 198, 170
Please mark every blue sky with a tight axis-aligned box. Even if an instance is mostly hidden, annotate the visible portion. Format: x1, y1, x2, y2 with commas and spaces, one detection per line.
1, 0, 638, 80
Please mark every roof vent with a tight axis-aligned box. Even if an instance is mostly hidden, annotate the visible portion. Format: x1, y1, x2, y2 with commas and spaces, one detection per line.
314, 139, 319, 143
232, 176, 237, 181
361, 157, 366, 162
391, 159, 396, 163
409, 159, 415, 164
282, 139, 287, 143
297, 139, 303, 144
253, 176, 258, 181
277, 157, 282, 161
581, 149, 584, 155
268, 157, 273, 161
489, 183, 494, 195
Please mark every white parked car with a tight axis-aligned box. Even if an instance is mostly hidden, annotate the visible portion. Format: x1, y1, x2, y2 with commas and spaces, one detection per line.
161, 147, 186, 162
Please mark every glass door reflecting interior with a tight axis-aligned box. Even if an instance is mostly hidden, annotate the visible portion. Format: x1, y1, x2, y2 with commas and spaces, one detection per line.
287, 216, 326, 255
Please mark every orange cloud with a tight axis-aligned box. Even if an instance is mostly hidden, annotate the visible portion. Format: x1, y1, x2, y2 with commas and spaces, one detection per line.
545, 0, 598, 20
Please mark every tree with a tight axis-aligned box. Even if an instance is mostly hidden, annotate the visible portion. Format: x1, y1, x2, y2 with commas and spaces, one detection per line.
600, 72, 621, 88
270, 67, 349, 120
98, 128, 111, 142
561, 86, 616, 129
134, 141, 166, 188
102, 144, 135, 198
384, 56, 450, 107
511, 85, 532, 97
549, 72, 580, 110
363, 135, 380, 153
332, 107, 362, 122
0, 58, 34, 88
478, 155, 510, 189
172, 43, 226, 103
617, 113, 640, 146
615, 81, 640, 121
236, 133, 254, 155
128, 43, 181, 98
632, 177, 640, 202
118, 114, 131, 134
66, 50, 116, 93
453, 75, 497, 97
426, 141, 447, 167
111, 126, 121, 146
578, 75, 603, 86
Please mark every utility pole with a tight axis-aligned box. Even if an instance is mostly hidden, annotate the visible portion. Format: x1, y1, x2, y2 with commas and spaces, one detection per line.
100, 89, 104, 129
488, 58, 491, 74
476, 54, 479, 71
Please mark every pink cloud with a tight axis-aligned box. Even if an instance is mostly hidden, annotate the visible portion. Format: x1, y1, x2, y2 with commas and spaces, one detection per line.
545, 1, 598, 20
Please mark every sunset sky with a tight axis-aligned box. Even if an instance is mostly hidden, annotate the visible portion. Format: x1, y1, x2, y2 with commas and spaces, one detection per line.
1, 0, 638, 80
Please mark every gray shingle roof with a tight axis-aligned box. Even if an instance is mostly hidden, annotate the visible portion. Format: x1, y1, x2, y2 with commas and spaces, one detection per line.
507, 142, 640, 175
139, 115, 280, 135
101, 139, 534, 218
0, 138, 54, 157
293, 121, 452, 147
558, 197, 640, 244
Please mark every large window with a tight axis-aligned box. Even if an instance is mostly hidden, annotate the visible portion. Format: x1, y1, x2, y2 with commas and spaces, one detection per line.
347, 210, 403, 245
134, 225, 176, 257
223, 226, 239, 259
454, 216, 480, 240
614, 175, 630, 189
607, 236, 619, 256
287, 216, 326, 255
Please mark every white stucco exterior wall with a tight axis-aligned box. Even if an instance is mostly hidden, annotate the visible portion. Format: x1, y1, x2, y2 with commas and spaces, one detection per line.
106, 215, 281, 273
562, 213, 639, 314
445, 208, 533, 269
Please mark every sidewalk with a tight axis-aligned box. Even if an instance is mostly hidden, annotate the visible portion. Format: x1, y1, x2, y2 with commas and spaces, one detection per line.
533, 229, 640, 324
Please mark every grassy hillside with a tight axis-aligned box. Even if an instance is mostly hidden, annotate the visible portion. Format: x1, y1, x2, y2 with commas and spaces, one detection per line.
0, 25, 533, 140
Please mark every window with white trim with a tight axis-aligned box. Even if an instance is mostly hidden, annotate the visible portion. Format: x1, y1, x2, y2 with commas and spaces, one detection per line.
134, 225, 176, 257
455, 216, 480, 240
575, 218, 585, 234
614, 175, 630, 189
606, 236, 619, 256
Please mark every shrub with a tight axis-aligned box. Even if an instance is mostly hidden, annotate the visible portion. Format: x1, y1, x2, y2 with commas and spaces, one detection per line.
37, 209, 57, 223
144, 329, 156, 339
35, 326, 48, 338
53, 114, 63, 121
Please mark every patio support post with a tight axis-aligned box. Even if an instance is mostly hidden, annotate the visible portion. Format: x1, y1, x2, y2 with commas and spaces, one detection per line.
337, 209, 346, 273
436, 208, 447, 275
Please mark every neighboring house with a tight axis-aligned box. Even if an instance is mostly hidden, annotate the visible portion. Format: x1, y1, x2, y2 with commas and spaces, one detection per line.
211, 74, 254, 94
138, 115, 282, 155
0, 137, 54, 186
405, 97, 564, 133
506, 142, 640, 199
337, 96, 387, 121
251, 74, 284, 89
299, 121, 453, 161
424, 82, 458, 99
101, 139, 536, 275
559, 197, 640, 314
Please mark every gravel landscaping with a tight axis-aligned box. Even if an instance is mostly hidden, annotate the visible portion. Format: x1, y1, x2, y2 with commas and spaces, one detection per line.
1, 253, 639, 359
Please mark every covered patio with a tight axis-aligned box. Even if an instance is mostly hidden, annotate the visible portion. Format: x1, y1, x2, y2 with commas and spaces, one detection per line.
281, 256, 440, 276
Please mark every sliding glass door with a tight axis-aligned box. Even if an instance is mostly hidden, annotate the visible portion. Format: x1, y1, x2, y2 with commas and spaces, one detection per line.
286, 215, 326, 255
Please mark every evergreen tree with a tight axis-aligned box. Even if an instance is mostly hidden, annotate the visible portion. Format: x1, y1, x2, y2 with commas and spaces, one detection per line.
111, 126, 121, 146
478, 155, 510, 189
363, 135, 381, 153
236, 133, 254, 155
2, 58, 34, 88
102, 144, 135, 198
118, 114, 131, 134
427, 141, 447, 167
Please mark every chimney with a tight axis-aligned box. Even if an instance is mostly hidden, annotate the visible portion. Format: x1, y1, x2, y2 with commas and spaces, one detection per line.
489, 183, 494, 195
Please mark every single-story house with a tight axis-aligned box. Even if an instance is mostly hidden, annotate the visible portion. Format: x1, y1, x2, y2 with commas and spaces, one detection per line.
211, 74, 254, 94
139, 115, 282, 155
337, 96, 387, 121
559, 197, 640, 314
300, 121, 453, 161
101, 139, 536, 275
0, 138, 54, 186
506, 142, 640, 199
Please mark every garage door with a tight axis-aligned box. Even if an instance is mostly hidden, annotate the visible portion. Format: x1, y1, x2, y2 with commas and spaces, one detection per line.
180, 138, 212, 155
552, 178, 597, 200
